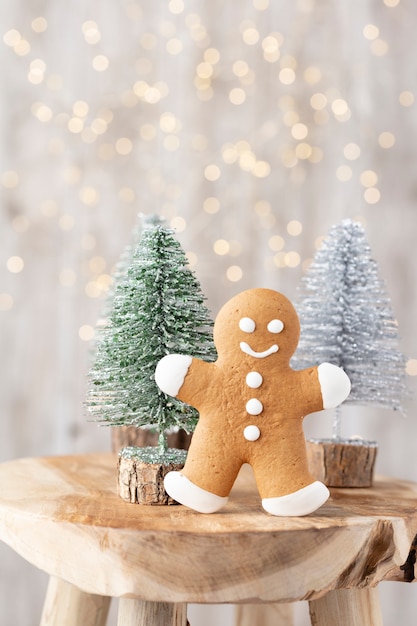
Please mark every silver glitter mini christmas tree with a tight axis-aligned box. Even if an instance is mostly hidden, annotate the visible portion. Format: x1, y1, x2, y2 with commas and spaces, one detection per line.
86, 222, 217, 460
292, 219, 408, 487
292, 219, 407, 440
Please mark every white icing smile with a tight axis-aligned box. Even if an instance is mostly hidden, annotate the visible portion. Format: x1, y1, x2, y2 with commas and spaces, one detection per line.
240, 341, 279, 359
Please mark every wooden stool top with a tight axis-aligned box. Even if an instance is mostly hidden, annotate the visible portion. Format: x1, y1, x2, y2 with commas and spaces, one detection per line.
0, 453, 415, 604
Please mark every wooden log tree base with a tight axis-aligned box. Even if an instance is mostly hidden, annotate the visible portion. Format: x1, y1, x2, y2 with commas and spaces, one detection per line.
0, 454, 416, 605
307, 438, 378, 488
111, 426, 192, 454
117, 446, 187, 505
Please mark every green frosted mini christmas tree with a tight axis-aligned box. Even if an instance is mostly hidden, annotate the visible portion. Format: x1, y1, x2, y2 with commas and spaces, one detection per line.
87, 223, 217, 464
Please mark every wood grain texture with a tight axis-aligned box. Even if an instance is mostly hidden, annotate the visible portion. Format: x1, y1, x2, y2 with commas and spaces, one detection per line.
309, 588, 383, 626
117, 599, 188, 626
40, 576, 110, 626
117, 456, 184, 505
0, 454, 416, 605
307, 439, 378, 487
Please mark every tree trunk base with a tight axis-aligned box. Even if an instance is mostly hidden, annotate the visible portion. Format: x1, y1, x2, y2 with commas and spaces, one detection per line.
306, 438, 378, 488
117, 447, 187, 505
111, 426, 191, 454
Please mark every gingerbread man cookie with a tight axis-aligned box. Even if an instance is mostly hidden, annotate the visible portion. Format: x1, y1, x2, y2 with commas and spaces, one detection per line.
155, 288, 351, 516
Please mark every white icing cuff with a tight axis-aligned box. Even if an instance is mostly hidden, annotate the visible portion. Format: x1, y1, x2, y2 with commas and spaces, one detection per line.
164, 472, 228, 514
262, 481, 330, 517
318, 362, 351, 409
155, 354, 193, 397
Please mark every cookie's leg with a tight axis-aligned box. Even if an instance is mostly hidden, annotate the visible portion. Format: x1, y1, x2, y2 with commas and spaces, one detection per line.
262, 481, 329, 517
165, 424, 241, 513
249, 426, 329, 516
164, 472, 228, 513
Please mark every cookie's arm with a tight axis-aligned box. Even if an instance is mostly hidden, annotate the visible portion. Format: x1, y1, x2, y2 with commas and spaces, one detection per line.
317, 363, 351, 408
155, 354, 212, 407
155, 354, 193, 398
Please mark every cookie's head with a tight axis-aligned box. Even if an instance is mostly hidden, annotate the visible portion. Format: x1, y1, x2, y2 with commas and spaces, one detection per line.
213, 288, 300, 366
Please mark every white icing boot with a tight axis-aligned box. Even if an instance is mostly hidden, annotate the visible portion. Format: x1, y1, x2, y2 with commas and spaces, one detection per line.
262, 481, 330, 517
164, 472, 229, 514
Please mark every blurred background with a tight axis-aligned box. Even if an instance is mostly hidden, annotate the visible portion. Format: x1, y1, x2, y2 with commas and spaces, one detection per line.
1, 0, 417, 624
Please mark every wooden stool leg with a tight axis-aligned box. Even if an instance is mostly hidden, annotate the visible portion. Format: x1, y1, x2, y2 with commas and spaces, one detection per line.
309, 588, 383, 626
234, 603, 294, 625
40, 576, 110, 626
117, 599, 188, 626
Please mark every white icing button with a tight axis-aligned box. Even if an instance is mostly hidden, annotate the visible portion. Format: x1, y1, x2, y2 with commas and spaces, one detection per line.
239, 317, 256, 333
246, 398, 263, 415
244, 425, 261, 441
267, 319, 284, 333
246, 371, 263, 388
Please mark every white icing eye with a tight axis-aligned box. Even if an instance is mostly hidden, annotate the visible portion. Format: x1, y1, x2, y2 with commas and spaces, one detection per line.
239, 317, 256, 333
267, 319, 284, 334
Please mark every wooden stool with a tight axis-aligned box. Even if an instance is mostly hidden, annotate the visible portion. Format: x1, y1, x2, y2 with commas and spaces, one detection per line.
0, 453, 415, 626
